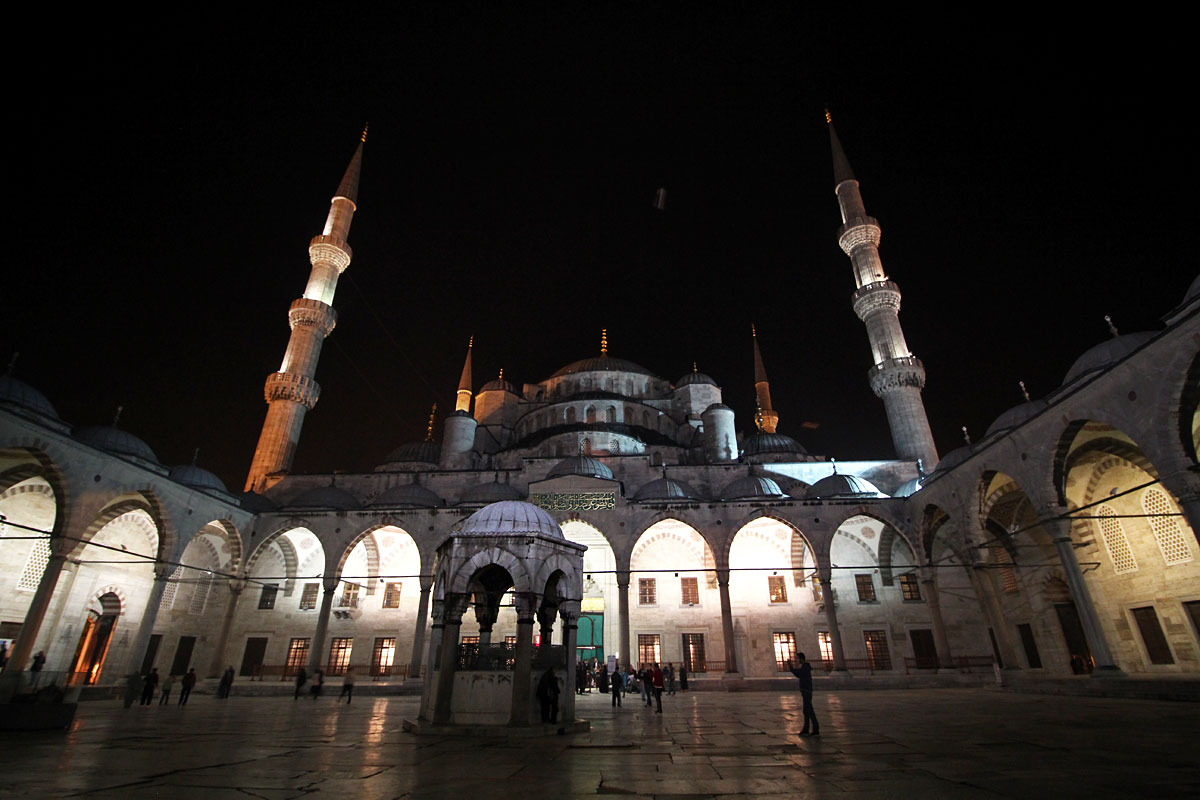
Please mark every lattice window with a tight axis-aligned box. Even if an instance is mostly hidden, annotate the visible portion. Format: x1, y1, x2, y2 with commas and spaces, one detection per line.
680, 577, 699, 605
817, 631, 833, 663
1142, 489, 1194, 565
299, 583, 319, 610
855, 574, 877, 602
638, 578, 656, 605
189, 573, 212, 615
637, 634, 661, 664
327, 638, 353, 675
863, 630, 892, 671
899, 573, 922, 601
285, 638, 309, 677
161, 566, 183, 609
992, 546, 1019, 593
1097, 505, 1138, 574
17, 538, 50, 591
768, 575, 788, 603
382, 582, 402, 608
772, 632, 796, 670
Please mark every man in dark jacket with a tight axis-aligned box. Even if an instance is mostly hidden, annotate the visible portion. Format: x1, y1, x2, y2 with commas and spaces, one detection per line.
789, 654, 819, 736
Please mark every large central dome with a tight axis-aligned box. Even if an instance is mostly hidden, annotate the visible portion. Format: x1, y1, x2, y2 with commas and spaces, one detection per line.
550, 356, 658, 379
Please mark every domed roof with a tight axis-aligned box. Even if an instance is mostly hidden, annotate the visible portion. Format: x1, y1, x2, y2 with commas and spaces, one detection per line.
547, 455, 614, 480
551, 356, 657, 379
931, 445, 973, 475
285, 486, 360, 510
985, 399, 1049, 437
479, 378, 516, 393
720, 474, 787, 501
0, 375, 59, 420
703, 403, 733, 414
383, 440, 442, 465
74, 425, 160, 464
368, 483, 442, 508
633, 477, 704, 502
239, 491, 279, 513
1063, 332, 1155, 385
676, 371, 718, 388
460, 480, 525, 504
742, 432, 808, 457
804, 474, 887, 499
460, 500, 562, 538
169, 464, 228, 494
894, 477, 924, 498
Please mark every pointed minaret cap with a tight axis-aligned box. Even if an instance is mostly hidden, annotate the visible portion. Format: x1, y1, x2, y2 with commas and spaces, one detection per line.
826, 109, 856, 187
334, 124, 367, 205
751, 323, 769, 384
600, 328, 608, 356
458, 336, 474, 393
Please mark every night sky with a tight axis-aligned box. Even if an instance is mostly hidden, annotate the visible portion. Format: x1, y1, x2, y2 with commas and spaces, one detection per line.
7, 9, 1194, 492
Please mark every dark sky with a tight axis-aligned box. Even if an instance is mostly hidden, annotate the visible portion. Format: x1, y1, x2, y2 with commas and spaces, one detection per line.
7, 9, 1194, 491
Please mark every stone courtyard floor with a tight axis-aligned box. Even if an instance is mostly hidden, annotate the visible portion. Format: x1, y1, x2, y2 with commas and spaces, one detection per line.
4, 687, 1199, 798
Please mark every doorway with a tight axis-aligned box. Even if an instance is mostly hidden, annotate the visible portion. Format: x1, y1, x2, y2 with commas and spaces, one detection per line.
1054, 603, 1094, 673
70, 592, 121, 684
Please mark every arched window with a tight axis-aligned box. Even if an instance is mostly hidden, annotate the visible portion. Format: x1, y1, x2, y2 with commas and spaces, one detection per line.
586, 406, 597, 424
643, 410, 652, 428
1142, 488, 1195, 565
1097, 505, 1138, 574
566, 407, 577, 424
605, 407, 616, 423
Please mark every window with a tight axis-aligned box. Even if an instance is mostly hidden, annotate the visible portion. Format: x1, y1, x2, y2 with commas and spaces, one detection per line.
585, 406, 596, 424
680, 577, 699, 605
855, 574, 877, 602
258, 584, 278, 610
1130, 606, 1175, 665
772, 632, 797, 671
768, 575, 788, 603
339, 582, 361, 609
817, 631, 833, 663
285, 638, 310, 677
327, 638, 354, 675
1143, 489, 1195, 565
812, 577, 824, 605
299, 583, 319, 610
189, 573, 212, 615
460, 635, 480, 645
638, 578, 657, 605
505, 636, 517, 646
1097, 505, 1138, 574
566, 407, 577, 424
637, 634, 661, 665
682, 633, 706, 673
382, 582, 402, 609
1017, 623, 1042, 668
605, 407, 615, 423
17, 537, 50, 591
371, 637, 396, 676
161, 566, 183, 609
899, 573, 922, 601
863, 630, 892, 671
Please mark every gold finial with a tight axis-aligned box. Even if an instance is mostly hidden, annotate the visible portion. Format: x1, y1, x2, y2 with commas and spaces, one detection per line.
1019, 381, 1030, 402
692, 361, 698, 373
600, 329, 608, 356
962, 425, 972, 445
751, 322, 757, 337
424, 403, 438, 442
498, 368, 504, 381
360, 123, 369, 143
1104, 315, 1119, 337
754, 397, 764, 432
112, 404, 124, 427
824, 108, 832, 125
468, 335, 474, 348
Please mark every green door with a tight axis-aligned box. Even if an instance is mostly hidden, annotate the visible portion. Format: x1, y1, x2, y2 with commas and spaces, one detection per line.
577, 613, 604, 662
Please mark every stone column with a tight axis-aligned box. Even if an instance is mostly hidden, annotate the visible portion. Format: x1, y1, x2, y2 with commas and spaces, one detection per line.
536, 605, 557, 657
508, 592, 537, 726
33, 558, 81, 663
616, 570, 631, 669
125, 568, 170, 677
920, 576, 955, 670
969, 565, 1020, 669
432, 596, 465, 724
306, 579, 338, 674
560, 609, 578, 724
407, 578, 432, 680
2, 552, 68, 678
817, 564, 847, 671
716, 569, 739, 674
1042, 511, 1122, 674
207, 580, 246, 677
419, 598, 444, 720
475, 599, 499, 646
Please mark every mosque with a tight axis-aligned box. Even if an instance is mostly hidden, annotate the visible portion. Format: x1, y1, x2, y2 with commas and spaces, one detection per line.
1, 119, 1197, 703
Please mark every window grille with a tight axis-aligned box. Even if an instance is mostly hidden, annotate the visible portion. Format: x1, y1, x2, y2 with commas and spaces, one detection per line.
161, 566, 183, 609
284, 638, 309, 677
1097, 505, 1138, 574
682, 633, 706, 672
772, 632, 797, 670
638, 578, 656, 605
637, 634, 661, 665
327, 638, 354, 675
17, 538, 50, 591
371, 637, 396, 676
382, 582, 402, 608
863, 630, 892, 671
817, 631, 833, 662
1143, 489, 1194, 565
680, 577, 699, 605
899, 573, 922, 601
768, 575, 788, 603
855, 574, 877, 602
299, 583, 319, 610
189, 573, 212, 615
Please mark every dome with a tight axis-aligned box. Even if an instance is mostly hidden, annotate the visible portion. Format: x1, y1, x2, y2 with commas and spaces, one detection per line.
460, 500, 562, 538
368, 483, 442, 508
285, 486, 360, 510
931, 445, 973, 475
479, 378, 515, 393
169, 464, 228, 494
74, 425, 160, 464
804, 474, 888, 499
383, 440, 442, 465
460, 480, 525, 504
547, 455, 614, 480
551, 356, 657, 379
894, 477, 924, 498
742, 432, 808, 457
703, 403, 733, 414
985, 399, 1049, 437
1063, 332, 1155, 385
720, 474, 787, 501
0, 375, 59, 420
632, 477, 704, 502
676, 371, 718, 388
239, 491, 278, 513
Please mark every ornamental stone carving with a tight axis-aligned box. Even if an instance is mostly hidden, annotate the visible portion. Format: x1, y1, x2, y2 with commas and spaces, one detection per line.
264, 371, 322, 408
868, 357, 927, 396
837, 215, 881, 254
308, 235, 353, 273
852, 281, 902, 320
288, 298, 338, 336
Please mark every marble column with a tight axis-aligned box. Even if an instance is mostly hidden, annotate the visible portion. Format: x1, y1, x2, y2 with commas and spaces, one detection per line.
817, 564, 847, 671
616, 570, 630, 669
419, 598, 444, 720
508, 593, 536, 726
33, 558, 81, 665
306, 580, 338, 674
559, 609, 578, 724
969, 565, 1020, 669
1042, 511, 1121, 673
475, 599, 498, 646
207, 580, 246, 677
920, 576, 955, 670
125, 568, 170, 677
536, 605, 557, 658
432, 597, 464, 724
716, 569, 739, 674
2, 552, 68, 677
407, 578, 432, 680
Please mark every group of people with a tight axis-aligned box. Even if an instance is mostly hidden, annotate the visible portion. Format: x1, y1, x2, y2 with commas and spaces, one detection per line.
292, 666, 355, 702
127, 667, 198, 707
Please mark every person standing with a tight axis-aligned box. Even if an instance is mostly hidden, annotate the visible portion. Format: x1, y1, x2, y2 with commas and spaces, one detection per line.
140, 668, 159, 706
651, 663, 664, 713
218, 666, 235, 699
789, 654, 819, 736
159, 672, 175, 705
339, 667, 356, 704
536, 667, 560, 723
640, 664, 652, 707
680, 663, 688, 692
609, 666, 623, 707
293, 666, 308, 700
0, 640, 9, 668
665, 663, 675, 695
30, 650, 46, 688
310, 669, 324, 699
178, 668, 196, 706
598, 663, 609, 695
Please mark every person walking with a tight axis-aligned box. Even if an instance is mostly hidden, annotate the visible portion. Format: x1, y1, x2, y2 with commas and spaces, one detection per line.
159, 672, 175, 705
640, 664, 653, 707
218, 666, 235, 699
140, 668, 159, 706
610, 666, 623, 707
30, 650, 46, 688
789, 654, 819, 736
651, 663, 665, 713
178, 668, 196, 706
293, 666, 308, 700
339, 667, 356, 704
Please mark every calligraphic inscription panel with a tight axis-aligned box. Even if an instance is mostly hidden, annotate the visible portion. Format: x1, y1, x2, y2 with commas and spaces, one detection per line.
530, 492, 616, 511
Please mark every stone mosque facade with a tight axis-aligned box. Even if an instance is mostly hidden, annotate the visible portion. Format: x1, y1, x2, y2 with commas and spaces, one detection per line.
2, 121, 1198, 700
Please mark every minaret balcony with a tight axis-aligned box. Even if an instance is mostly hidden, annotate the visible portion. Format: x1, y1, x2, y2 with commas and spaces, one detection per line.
308, 235, 352, 272
867, 356, 926, 397
837, 215, 881, 254
288, 298, 338, 336
852, 280, 902, 319
264, 371, 322, 409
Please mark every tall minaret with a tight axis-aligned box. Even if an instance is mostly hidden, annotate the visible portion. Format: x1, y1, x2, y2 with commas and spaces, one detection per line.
751, 324, 779, 433
827, 112, 938, 469
245, 130, 365, 493
455, 336, 474, 412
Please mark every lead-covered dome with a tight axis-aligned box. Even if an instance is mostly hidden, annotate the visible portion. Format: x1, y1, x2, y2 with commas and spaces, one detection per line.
285, 486, 360, 510
546, 455, 614, 480
633, 477, 704, 502
382, 441, 442, 465
1063, 332, 1155, 385
169, 464, 228, 494
804, 474, 887, 499
930, 445, 973, 475
74, 425, 160, 465
720, 474, 787, 501
460, 500, 562, 538
742, 432, 808, 458
985, 399, 1049, 437
551, 356, 657, 379
368, 483, 442, 508
676, 371, 718, 388
0, 375, 59, 420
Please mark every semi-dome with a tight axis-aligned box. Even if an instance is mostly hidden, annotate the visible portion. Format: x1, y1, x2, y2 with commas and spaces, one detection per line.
0, 375, 59, 420
479, 377, 516, 393
169, 464, 228, 494
804, 474, 887, 499
633, 477, 704, 502
546, 455, 614, 480
985, 399, 1049, 437
894, 477, 924, 498
460, 480, 525, 504
285, 486, 360, 510
676, 371, 718, 388
551, 356, 657, 379
383, 440, 442, 465
720, 474, 787, 501
460, 500, 562, 538
74, 425, 160, 464
1063, 332, 1155, 385
368, 483, 442, 508
239, 491, 279, 513
742, 432, 808, 457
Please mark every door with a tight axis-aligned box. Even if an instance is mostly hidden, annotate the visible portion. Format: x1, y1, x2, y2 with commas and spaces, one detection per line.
140, 634, 162, 676
170, 636, 197, 676
1054, 603, 1093, 673
909, 629, 938, 669
240, 637, 268, 677
577, 613, 603, 663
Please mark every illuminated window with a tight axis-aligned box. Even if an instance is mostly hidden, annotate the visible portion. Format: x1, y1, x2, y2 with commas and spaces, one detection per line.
258, 584, 279, 610
637, 634, 661, 665
371, 637, 396, 676
768, 575, 788, 603
899, 573, 922, 601
327, 638, 353, 675
284, 638, 310, 677
817, 631, 833, 663
460, 635, 480, 646
1097, 505, 1138, 574
299, 583, 319, 610
339, 582, 360, 609
680, 577, 699, 605
638, 578, 657, 605
1143, 489, 1194, 565
855, 574, 877, 602
772, 632, 797, 670
682, 633, 706, 672
863, 630, 892, 670
382, 582, 402, 609
812, 577, 824, 604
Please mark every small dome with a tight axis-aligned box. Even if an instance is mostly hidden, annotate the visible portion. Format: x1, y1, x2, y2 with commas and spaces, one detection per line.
931, 445, 973, 475
633, 477, 704, 502
460, 500, 562, 538
703, 403, 733, 414
169, 464, 228, 494
285, 486, 360, 510
368, 483, 442, 508
894, 477, 924, 498
460, 480, 525, 504
74, 425, 160, 464
720, 474, 787, 501
239, 491, 278, 513
479, 378, 516, 393
0, 375, 59, 420
547, 455, 614, 480
742, 432, 808, 457
1063, 332, 1155, 385
551, 356, 657, 379
804, 474, 887, 499
985, 399, 1049, 437
383, 441, 442, 465
676, 371, 718, 388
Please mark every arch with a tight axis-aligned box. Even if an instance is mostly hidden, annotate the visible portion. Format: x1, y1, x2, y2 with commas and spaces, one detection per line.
604, 406, 616, 423
246, 525, 322, 598
0, 448, 68, 537
631, 518, 710, 569
1053, 420, 1158, 506
585, 406, 597, 424
448, 547, 534, 596
1179, 351, 1200, 464
71, 493, 169, 562
566, 407, 577, 424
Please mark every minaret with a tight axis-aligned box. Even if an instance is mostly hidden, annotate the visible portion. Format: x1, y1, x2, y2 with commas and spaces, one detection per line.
751, 324, 779, 433
244, 130, 366, 493
455, 336, 474, 412
827, 112, 939, 469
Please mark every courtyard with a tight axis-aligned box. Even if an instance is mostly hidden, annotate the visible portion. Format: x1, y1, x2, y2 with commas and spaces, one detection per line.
3, 686, 1199, 798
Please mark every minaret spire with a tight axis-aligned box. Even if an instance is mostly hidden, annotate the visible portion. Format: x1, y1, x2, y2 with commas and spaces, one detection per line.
827, 111, 938, 469
455, 336, 474, 412
751, 324, 779, 433
245, 133, 364, 493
